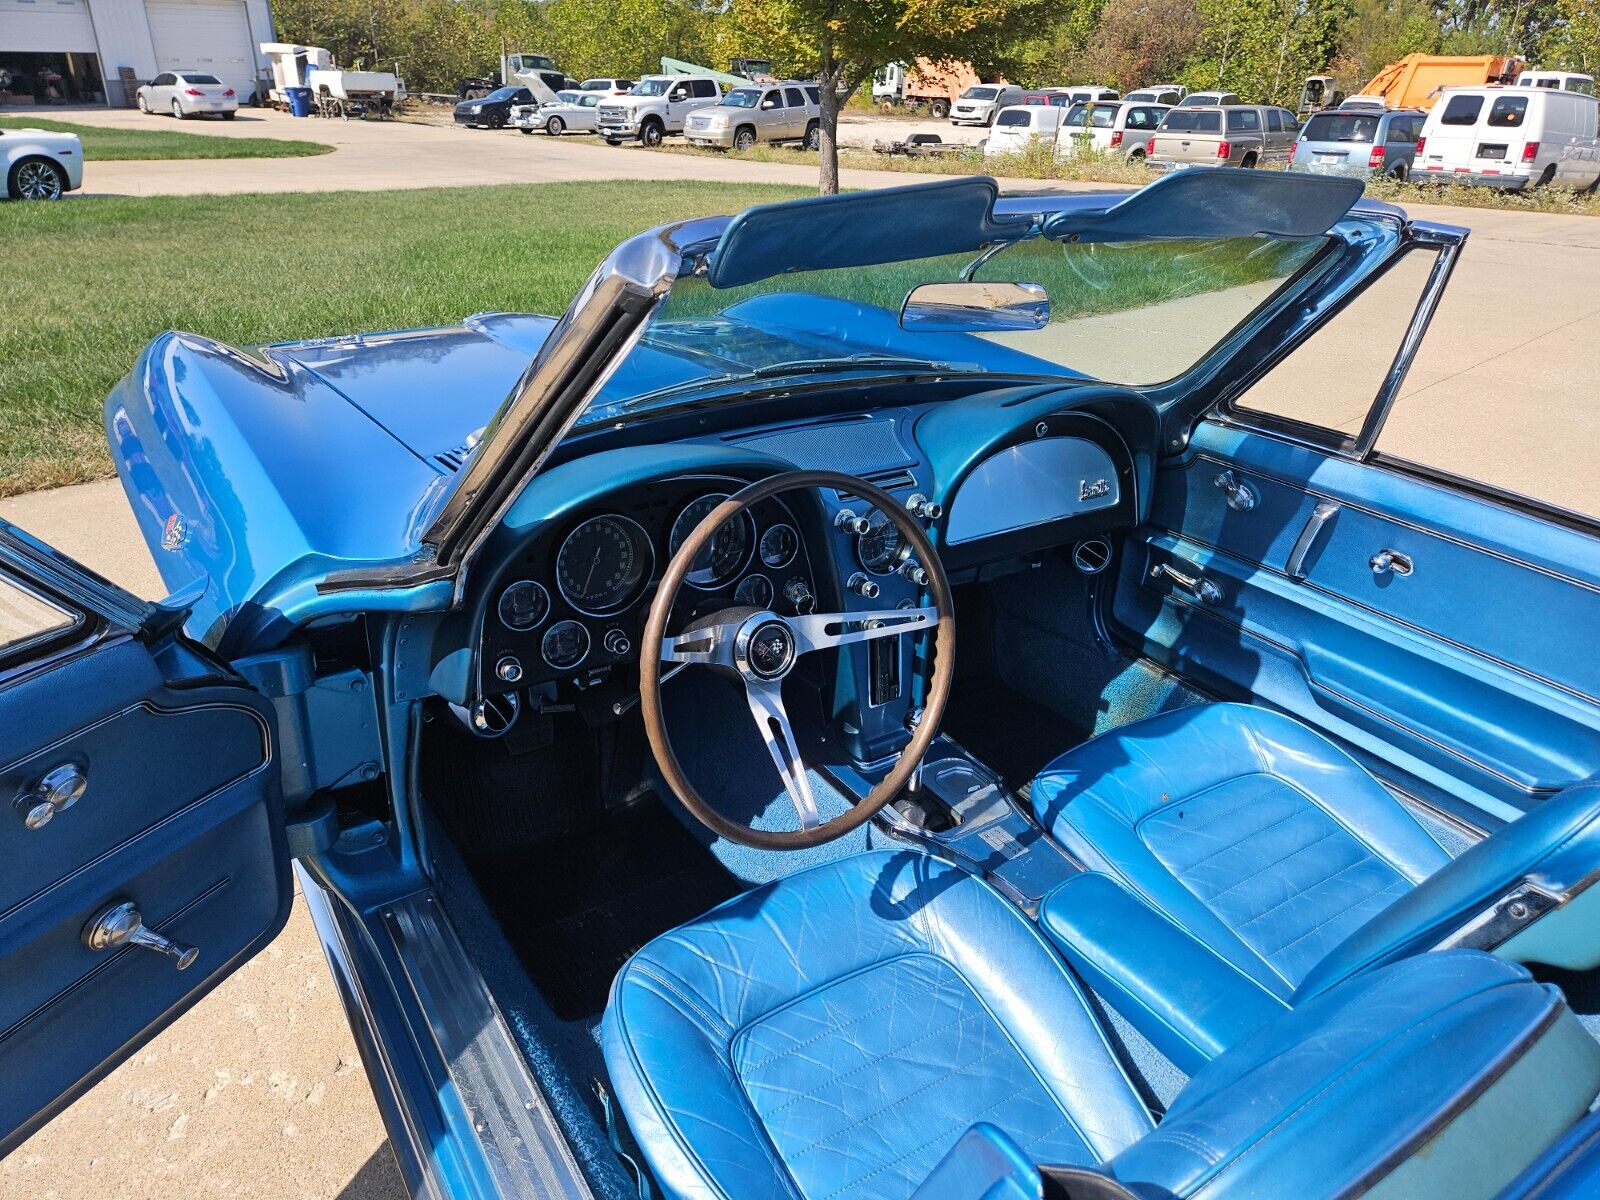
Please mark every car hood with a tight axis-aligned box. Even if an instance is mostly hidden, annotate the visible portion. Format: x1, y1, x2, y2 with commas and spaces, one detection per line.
104, 312, 557, 653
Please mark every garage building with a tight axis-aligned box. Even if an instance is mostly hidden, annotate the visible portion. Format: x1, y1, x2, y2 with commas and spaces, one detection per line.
1, 0, 275, 108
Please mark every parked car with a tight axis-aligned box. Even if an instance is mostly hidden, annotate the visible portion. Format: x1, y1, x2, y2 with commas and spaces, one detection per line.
1176, 89, 1242, 108
1517, 70, 1595, 94
598, 74, 723, 145
1126, 84, 1188, 104
1146, 104, 1298, 169
1, 124, 82, 200
454, 86, 535, 129
579, 78, 635, 95
1290, 106, 1425, 179
136, 71, 238, 120
950, 83, 1024, 125
684, 81, 822, 150
1415, 85, 1600, 189
1058, 99, 1172, 160
984, 104, 1067, 155
8, 167, 1600, 1200
509, 90, 602, 135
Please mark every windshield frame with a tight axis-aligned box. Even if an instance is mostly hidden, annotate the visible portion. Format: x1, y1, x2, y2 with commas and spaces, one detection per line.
631, 79, 671, 97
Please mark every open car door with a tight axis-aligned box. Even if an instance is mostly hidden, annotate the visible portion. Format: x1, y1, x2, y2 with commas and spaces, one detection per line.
0, 519, 288, 1154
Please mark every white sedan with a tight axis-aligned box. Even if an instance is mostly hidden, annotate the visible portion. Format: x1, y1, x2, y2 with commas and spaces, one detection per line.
509, 90, 602, 135
137, 71, 239, 119
2, 125, 83, 200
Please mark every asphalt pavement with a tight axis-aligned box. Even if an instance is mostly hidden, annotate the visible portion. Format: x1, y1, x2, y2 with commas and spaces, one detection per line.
0, 105, 1596, 1200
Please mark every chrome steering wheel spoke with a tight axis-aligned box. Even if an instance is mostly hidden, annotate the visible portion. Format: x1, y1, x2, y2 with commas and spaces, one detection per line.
662, 619, 739, 666
790, 607, 936, 655
744, 679, 821, 830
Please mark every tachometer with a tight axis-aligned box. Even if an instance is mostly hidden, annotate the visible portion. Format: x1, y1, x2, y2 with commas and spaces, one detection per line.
556, 515, 653, 615
759, 523, 798, 569
669, 494, 753, 589
498, 580, 550, 631
734, 574, 773, 608
858, 509, 904, 575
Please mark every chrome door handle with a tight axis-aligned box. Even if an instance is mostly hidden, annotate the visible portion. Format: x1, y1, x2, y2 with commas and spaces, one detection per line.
1287, 500, 1340, 581
1370, 549, 1414, 577
14, 762, 87, 830
83, 900, 198, 970
1214, 469, 1258, 511
1151, 561, 1222, 605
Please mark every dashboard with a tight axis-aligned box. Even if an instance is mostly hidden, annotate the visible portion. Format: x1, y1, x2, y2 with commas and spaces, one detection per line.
465, 383, 1149, 760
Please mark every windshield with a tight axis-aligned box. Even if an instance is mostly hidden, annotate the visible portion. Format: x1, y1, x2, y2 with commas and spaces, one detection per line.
1064, 102, 1118, 128
723, 88, 763, 108
632, 79, 671, 96
962, 86, 999, 100
576, 231, 1326, 425
486, 87, 521, 101
1302, 112, 1378, 142
556, 91, 582, 104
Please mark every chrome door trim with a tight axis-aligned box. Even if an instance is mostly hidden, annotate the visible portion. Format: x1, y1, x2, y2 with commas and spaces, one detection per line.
297, 866, 594, 1200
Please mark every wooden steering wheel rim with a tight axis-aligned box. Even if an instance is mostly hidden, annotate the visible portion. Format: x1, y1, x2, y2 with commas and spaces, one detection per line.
639, 469, 956, 850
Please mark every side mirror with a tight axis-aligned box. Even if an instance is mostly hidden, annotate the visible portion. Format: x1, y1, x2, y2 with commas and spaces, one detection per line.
761, 98, 777, 109
900, 281, 1050, 332
670, 89, 688, 101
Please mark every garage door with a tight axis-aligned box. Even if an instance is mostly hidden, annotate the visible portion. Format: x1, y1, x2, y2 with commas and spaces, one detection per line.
146, 0, 258, 97
0, 0, 98, 54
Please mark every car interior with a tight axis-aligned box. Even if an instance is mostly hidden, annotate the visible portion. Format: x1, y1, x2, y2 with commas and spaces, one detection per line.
403, 185, 1600, 1199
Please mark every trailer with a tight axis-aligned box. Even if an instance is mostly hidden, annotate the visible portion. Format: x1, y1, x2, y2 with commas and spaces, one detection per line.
260, 44, 405, 118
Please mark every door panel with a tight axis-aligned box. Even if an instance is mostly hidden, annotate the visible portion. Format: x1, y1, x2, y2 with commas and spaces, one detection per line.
1115, 420, 1600, 824
0, 540, 287, 1154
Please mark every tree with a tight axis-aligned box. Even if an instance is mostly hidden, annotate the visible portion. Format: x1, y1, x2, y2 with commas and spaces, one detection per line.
1185, 0, 1350, 104
1547, 0, 1600, 71
1077, 0, 1206, 90
715, 0, 1048, 194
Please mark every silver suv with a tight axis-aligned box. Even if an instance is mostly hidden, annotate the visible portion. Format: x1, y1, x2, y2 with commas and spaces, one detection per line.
685, 82, 823, 150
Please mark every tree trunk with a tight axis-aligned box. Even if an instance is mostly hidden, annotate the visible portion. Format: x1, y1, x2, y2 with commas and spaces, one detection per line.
818, 31, 840, 195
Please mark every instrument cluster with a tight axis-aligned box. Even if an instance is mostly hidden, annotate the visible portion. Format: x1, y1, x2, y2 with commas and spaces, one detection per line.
480, 477, 817, 694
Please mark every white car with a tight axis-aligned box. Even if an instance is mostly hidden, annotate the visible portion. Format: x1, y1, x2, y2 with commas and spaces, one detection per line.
949, 83, 1024, 126
984, 104, 1066, 155
1058, 99, 1173, 160
1416, 85, 1600, 190
579, 78, 635, 96
1, 125, 83, 200
510, 90, 602, 135
137, 71, 239, 120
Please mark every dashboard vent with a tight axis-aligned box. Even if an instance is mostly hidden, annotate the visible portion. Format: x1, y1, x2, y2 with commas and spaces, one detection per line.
837, 469, 916, 500
1072, 538, 1113, 575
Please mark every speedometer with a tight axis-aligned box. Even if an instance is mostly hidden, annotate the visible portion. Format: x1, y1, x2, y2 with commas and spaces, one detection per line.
555, 515, 653, 615
858, 509, 904, 575
669, 494, 753, 589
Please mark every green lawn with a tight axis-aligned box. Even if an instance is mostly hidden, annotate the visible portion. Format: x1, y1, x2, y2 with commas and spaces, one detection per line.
0, 116, 331, 161
0, 181, 805, 496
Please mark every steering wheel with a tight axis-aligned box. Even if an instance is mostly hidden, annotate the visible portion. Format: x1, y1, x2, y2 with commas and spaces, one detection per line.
640, 470, 956, 850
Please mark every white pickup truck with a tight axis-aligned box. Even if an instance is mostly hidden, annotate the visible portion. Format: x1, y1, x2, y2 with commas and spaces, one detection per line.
597, 75, 724, 146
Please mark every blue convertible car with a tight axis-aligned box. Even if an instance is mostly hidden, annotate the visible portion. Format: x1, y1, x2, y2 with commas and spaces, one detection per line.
4, 170, 1600, 1199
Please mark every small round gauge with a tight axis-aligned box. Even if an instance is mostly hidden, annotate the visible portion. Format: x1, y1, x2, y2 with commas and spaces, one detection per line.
497, 580, 550, 631
541, 620, 591, 671
734, 574, 774, 608
759, 523, 799, 569
669, 494, 754, 589
555, 515, 653, 615
858, 509, 905, 575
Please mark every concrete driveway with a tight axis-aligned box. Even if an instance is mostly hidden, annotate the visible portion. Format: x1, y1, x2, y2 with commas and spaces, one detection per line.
1, 109, 1597, 1199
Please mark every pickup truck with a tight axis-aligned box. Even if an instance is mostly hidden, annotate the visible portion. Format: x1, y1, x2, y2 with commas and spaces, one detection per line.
597, 75, 723, 146
1145, 105, 1299, 169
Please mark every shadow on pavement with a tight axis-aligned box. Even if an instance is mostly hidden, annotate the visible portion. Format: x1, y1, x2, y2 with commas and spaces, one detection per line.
336, 1144, 406, 1200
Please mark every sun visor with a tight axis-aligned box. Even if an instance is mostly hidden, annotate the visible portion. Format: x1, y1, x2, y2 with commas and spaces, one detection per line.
706, 176, 1028, 289
1043, 169, 1364, 244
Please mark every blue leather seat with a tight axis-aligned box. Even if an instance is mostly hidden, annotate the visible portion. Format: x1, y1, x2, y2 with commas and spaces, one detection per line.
603, 848, 1600, 1199
1031, 702, 1454, 1002
601, 851, 1154, 1200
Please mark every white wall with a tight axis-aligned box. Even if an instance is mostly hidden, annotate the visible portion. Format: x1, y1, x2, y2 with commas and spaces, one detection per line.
88, 0, 159, 104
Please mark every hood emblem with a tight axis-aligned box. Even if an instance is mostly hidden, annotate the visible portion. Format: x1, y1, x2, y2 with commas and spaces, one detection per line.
161, 513, 189, 551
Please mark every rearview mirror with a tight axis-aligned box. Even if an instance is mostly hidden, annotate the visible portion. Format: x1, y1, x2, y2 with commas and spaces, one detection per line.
900, 281, 1050, 332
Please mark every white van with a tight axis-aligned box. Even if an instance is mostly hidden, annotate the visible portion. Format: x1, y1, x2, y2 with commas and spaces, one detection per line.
984, 104, 1066, 155
1517, 71, 1595, 96
949, 83, 1024, 126
1416, 86, 1600, 190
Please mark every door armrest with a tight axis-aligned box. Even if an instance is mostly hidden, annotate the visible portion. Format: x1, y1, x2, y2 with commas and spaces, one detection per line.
1039, 873, 1289, 1073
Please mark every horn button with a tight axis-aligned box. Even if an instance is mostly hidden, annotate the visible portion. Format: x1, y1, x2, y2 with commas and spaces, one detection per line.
737, 616, 798, 682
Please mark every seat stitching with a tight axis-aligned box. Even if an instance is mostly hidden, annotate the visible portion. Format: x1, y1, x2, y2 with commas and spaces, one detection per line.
1160, 805, 1327, 876
1259, 879, 1412, 957
1233, 854, 1394, 930
1140, 775, 1283, 839
630, 963, 733, 1038
1191, 826, 1344, 905
755, 1006, 989, 1120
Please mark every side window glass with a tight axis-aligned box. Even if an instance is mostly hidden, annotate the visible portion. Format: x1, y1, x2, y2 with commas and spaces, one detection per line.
806, 86, 820, 105
1232, 249, 1442, 442
784, 87, 804, 108
693, 80, 717, 99
0, 571, 79, 656
1266, 108, 1283, 132
1487, 96, 1529, 127
1228, 109, 1260, 132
